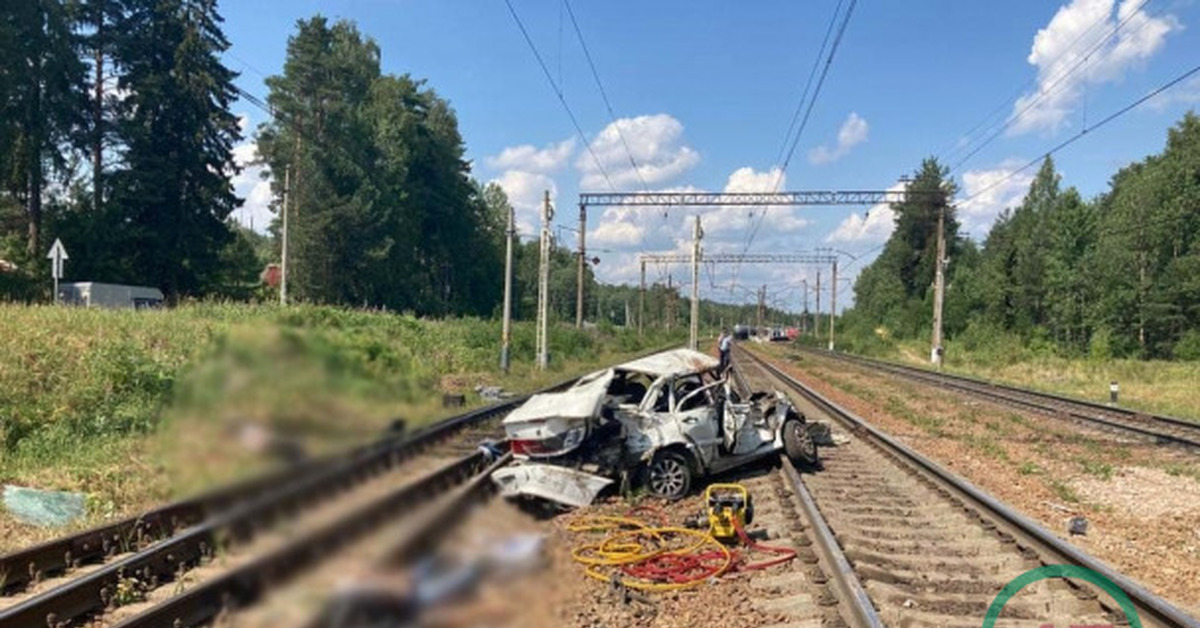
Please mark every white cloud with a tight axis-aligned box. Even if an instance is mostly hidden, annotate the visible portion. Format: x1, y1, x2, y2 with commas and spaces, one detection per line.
825, 183, 905, 244
491, 170, 558, 236
701, 167, 809, 235
484, 138, 575, 173
577, 114, 700, 189
808, 112, 869, 165
1148, 75, 1200, 110
229, 137, 274, 234
956, 160, 1036, 236
1010, 0, 1179, 135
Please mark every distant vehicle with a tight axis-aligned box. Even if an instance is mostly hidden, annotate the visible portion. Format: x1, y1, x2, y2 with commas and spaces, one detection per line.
59, 282, 164, 309
732, 324, 751, 340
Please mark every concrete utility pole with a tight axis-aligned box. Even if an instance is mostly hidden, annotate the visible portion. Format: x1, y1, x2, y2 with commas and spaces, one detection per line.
802, 278, 809, 335
638, 259, 646, 338
576, 203, 586, 329
829, 259, 838, 351
931, 202, 947, 367
500, 203, 515, 372
280, 164, 290, 306
689, 216, 703, 350
666, 274, 674, 332
815, 270, 822, 338
757, 285, 766, 331
537, 191, 553, 370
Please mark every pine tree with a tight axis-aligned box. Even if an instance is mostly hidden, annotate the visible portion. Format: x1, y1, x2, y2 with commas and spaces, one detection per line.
108, 0, 241, 299
0, 0, 87, 258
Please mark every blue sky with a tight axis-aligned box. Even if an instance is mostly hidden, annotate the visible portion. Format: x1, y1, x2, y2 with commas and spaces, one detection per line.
223, 0, 1200, 313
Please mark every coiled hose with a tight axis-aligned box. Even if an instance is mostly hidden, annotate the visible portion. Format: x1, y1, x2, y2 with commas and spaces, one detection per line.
567, 508, 797, 592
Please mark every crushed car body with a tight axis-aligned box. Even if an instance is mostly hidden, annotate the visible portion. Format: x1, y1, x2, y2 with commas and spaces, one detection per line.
491, 348, 821, 508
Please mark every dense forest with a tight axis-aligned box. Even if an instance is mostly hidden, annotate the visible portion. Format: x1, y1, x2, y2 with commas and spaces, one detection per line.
844, 112, 1200, 360
0, 3, 520, 315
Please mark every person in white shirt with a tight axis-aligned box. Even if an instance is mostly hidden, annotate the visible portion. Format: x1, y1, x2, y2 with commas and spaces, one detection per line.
718, 328, 732, 373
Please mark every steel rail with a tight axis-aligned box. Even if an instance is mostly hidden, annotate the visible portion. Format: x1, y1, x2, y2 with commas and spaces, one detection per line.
738, 346, 1200, 628
780, 458, 884, 628
0, 396, 525, 596
107, 452, 514, 628
795, 346, 1200, 450
729, 365, 883, 628
0, 344, 679, 625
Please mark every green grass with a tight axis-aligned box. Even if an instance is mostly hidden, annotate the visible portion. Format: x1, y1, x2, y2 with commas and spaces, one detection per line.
1017, 461, 1042, 475
875, 338, 1200, 422
883, 395, 945, 436
0, 303, 683, 545
1047, 479, 1080, 503
1078, 458, 1115, 480
962, 433, 1009, 461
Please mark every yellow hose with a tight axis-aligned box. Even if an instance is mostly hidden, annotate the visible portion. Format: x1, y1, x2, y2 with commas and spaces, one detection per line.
566, 514, 734, 592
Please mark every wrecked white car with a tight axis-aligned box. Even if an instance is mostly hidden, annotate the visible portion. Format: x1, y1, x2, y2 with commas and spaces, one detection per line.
491, 349, 820, 507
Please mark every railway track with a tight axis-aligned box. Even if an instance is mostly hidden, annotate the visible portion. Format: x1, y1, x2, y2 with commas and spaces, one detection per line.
0, 375, 584, 628
735, 345, 1200, 628
791, 346, 1200, 450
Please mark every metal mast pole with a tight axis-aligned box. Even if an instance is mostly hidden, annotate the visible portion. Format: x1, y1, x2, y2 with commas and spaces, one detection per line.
829, 259, 838, 351
576, 203, 586, 329
537, 191, 553, 370
815, 270, 822, 338
689, 216, 702, 350
639, 259, 646, 338
500, 204, 515, 372
802, 278, 809, 335
931, 203, 947, 367
280, 165, 290, 306
666, 274, 673, 332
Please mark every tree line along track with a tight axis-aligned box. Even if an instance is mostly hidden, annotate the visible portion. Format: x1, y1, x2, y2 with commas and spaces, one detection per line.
734, 345, 1200, 628
791, 346, 1200, 451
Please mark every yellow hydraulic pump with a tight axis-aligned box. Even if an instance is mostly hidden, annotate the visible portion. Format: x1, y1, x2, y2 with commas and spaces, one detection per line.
703, 483, 754, 543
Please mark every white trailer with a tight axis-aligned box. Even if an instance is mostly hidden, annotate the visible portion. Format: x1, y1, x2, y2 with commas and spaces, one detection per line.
58, 282, 165, 309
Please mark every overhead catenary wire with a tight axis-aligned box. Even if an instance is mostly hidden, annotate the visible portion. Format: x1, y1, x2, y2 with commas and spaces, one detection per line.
947, 0, 1156, 174
959, 60, 1200, 206
503, 0, 616, 192
730, 0, 857, 297
563, 0, 649, 193
934, 0, 1140, 164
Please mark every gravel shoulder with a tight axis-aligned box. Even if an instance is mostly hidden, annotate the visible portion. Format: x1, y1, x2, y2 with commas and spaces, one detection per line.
754, 344, 1200, 617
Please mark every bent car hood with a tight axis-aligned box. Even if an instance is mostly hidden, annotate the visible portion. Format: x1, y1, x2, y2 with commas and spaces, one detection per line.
503, 370, 615, 426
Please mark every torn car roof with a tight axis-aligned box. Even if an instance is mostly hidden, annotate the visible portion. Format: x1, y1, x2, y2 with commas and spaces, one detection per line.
503, 369, 614, 425
615, 348, 718, 376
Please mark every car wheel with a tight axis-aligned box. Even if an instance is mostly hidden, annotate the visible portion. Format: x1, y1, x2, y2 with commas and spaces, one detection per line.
647, 450, 692, 500
783, 419, 819, 468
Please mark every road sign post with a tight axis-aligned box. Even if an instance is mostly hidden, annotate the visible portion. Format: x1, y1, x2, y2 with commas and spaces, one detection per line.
46, 238, 68, 304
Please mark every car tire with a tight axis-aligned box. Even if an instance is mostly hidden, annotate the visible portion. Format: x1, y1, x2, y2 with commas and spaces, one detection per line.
647, 450, 692, 500
783, 419, 819, 468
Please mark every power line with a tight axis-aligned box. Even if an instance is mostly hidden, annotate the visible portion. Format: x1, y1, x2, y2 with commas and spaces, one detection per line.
503, 0, 615, 191
732, 0, 857, 296
935, 1, 1129, 164
948, 0, 1155, 174
775, 0, 857, 181
770, 0, 846, 179
960, 61, 1200, 206
562, 0, 648, 192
